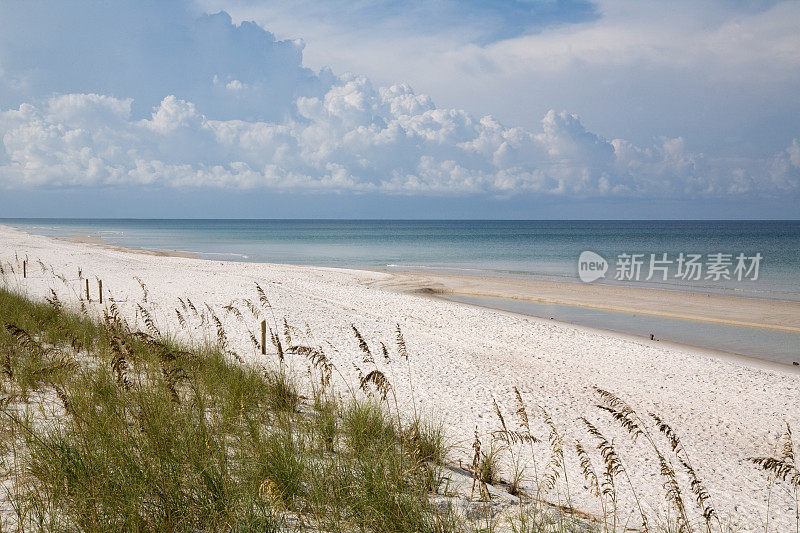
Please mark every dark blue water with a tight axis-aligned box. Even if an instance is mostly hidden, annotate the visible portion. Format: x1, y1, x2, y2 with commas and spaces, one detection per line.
3, 219, 799, 301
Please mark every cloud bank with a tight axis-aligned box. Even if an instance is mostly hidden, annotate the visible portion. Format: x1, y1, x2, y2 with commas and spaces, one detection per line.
2, 85, 797, 198
0, 2, 797, 200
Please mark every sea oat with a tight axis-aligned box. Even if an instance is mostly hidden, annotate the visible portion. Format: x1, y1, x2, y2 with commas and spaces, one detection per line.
351, 325, 373, 364
133, 276, 149, 302
652, 412, 717, 525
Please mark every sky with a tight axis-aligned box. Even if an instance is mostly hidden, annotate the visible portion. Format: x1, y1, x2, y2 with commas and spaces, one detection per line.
0, 0, 798, 219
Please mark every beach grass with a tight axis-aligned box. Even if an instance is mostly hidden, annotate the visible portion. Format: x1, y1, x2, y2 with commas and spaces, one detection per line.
1, 255, 799, 532
0, 286, 453, 531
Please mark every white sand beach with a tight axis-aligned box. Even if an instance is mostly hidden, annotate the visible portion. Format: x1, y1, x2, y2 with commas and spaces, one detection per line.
1, 224, 798, 531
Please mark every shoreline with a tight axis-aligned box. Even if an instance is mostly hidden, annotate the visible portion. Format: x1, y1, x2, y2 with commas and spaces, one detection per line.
55, 234, 201, 259
368, 270, 800, 333
432, 291, 800, 373
9, 223, 800, 332
6, 224, 799, 366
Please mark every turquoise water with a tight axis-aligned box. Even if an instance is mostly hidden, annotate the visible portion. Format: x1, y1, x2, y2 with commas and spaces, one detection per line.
4, 218, 798, 365
3, 219, 799, 301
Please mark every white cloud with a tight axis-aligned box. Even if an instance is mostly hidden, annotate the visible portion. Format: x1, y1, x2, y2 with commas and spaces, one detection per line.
1, 84, 797, 198
478, 1, 800, 76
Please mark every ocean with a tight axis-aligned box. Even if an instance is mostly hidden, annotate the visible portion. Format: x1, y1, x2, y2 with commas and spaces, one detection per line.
3, 219, 799, 364
3, 219, 798, 300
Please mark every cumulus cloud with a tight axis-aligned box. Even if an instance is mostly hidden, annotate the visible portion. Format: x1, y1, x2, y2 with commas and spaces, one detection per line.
0, 1, 797, 200
1, 81, 797, 197
0, 2, 329, 122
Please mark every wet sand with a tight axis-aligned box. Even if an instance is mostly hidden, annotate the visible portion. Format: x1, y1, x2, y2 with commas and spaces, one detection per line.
57, 234, 200, 259
370, 270, 800, 332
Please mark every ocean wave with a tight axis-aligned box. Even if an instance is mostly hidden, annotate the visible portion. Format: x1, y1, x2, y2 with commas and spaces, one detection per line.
198, 251, 250, 259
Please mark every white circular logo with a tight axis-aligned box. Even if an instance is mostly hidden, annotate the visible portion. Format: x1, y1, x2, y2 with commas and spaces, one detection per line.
578, 251, 608, 283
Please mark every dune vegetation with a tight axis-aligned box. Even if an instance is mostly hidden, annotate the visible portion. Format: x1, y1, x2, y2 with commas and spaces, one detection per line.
0, 255, 797, 532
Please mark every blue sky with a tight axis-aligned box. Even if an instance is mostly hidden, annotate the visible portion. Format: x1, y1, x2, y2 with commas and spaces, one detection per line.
0, 0, 798, 218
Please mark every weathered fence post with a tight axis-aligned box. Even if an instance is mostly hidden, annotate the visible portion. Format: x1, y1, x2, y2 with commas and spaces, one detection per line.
86, 278, 90, 301
261, 320, 267, 355
22, 260, 26, 278
99, 279, 103, 304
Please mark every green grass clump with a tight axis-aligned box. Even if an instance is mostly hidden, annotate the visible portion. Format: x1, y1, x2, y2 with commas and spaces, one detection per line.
409, 416, 449, 465
343, 399, 397, 455
0, 286, 458, 532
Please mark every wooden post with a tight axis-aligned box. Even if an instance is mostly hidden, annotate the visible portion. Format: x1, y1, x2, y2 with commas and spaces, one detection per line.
85, 278, 90, 301
261, 320, 267, 355
22, 260, 26, 278
98, 279, 103, 304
